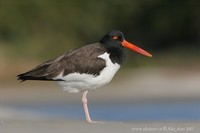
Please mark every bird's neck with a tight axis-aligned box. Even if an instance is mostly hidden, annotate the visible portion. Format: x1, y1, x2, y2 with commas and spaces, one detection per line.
101, 43, 126, 65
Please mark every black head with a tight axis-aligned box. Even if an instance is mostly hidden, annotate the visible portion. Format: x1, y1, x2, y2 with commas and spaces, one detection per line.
100, 30, 125, 49
99, 30, 126, 64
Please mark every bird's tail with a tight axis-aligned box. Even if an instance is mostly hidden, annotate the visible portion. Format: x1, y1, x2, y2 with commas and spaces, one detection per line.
17, 73, 51, 82
17, 63, 53, 82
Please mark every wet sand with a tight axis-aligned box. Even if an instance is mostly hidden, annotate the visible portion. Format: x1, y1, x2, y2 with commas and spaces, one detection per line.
0, 120, 200, 133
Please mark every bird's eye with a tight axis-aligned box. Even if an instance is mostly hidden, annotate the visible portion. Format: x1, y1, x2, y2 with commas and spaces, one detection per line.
113, 36, 118, 40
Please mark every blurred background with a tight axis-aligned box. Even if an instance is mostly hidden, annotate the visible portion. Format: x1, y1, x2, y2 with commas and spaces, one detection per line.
0, 0, 200, 122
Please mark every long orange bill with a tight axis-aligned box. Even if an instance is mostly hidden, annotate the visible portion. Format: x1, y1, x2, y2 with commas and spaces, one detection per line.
121, 40, 152, 57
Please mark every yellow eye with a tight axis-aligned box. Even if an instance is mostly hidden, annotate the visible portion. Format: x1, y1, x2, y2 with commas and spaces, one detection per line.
113, 36, 118, 40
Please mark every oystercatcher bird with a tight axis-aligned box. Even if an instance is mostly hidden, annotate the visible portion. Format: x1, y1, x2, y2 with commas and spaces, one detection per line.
17, 30, 152, 123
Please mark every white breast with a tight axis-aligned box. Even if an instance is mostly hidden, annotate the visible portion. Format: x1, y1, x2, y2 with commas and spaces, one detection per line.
53, 53, 120, 93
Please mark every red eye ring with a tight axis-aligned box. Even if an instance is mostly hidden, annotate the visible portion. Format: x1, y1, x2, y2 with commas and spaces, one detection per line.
113, 36, 118, 40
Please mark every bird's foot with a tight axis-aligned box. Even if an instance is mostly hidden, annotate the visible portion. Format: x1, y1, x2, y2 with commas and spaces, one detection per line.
86, 120, 104, 124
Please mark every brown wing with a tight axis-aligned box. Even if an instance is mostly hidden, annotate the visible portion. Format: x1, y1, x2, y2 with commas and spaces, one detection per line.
17, 43, 107, 81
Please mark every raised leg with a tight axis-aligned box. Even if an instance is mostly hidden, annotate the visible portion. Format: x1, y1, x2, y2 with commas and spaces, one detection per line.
82, 91, 104, 124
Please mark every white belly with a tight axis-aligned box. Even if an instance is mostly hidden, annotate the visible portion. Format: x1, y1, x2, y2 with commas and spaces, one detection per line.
53, 53, 120, 93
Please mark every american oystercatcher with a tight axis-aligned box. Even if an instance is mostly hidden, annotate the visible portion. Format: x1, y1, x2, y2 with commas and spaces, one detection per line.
17, 30, 152, 123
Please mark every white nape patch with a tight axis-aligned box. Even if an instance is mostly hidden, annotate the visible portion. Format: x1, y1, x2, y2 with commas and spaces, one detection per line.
53, 52, 120, 93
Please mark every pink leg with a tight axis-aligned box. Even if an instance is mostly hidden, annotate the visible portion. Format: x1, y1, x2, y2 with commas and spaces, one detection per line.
82, 91, 104, 124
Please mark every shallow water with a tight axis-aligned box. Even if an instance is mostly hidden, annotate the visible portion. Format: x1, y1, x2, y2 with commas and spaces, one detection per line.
2, 101, 200, 121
